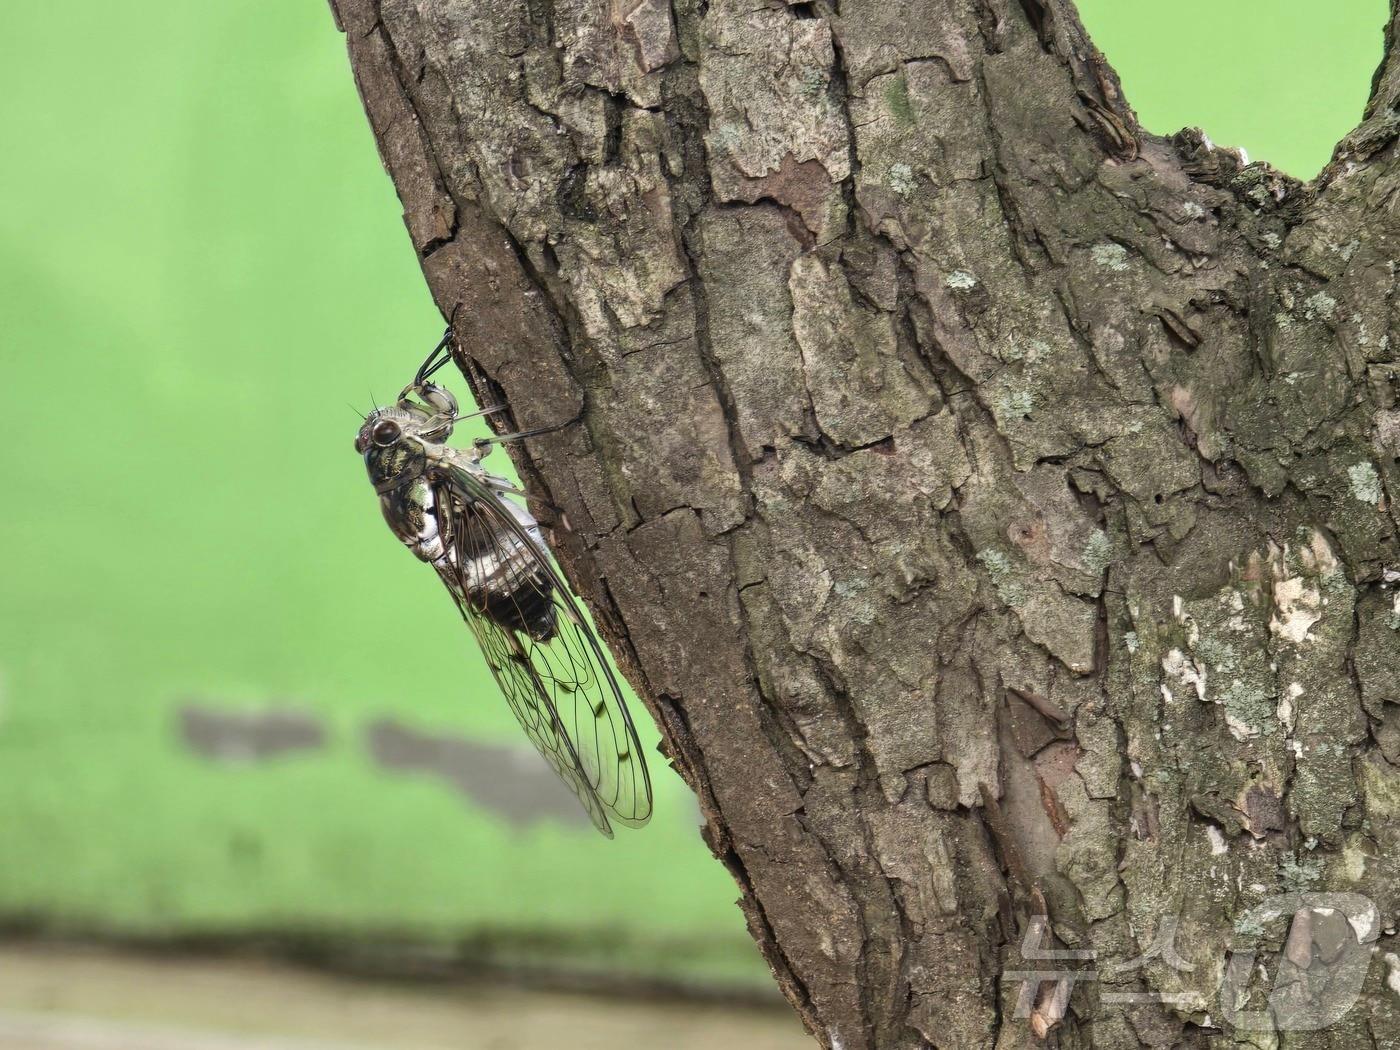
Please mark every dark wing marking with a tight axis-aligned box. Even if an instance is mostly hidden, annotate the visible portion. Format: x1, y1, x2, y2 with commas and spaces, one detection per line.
431, 463, 652, 836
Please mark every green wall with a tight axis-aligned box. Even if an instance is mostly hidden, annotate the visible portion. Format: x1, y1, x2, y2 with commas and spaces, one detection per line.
0, 0, 1383, 987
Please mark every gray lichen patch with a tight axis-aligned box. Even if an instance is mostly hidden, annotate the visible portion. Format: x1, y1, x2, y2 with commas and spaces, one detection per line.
975, 547, 1024, 607
886, 162, 916, 198
1081, 530, 1113, 576
1303, 289, 1339, 322
1350, 460, 1384, 505
990, 385, 1035, 429
1090, 241, 1130, 272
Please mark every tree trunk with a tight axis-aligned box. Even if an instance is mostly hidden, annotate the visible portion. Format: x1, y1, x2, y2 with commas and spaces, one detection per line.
330, 0, 1400, 1045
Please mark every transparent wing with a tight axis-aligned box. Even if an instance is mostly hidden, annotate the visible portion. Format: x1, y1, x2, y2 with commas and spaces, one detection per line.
431, 463, 653, 836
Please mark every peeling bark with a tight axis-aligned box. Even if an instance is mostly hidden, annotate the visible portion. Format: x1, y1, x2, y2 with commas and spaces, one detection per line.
331, 1, 1400, 1045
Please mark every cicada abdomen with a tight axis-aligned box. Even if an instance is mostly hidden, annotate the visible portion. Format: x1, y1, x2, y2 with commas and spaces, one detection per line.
445, 493, 558, 644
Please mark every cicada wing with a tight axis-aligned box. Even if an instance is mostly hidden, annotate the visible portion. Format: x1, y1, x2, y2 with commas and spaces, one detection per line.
432, 463, 653, 835
452, 588, 615, 836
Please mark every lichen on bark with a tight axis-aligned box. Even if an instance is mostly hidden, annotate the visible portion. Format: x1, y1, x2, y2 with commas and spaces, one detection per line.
331, 0, 1400, 1045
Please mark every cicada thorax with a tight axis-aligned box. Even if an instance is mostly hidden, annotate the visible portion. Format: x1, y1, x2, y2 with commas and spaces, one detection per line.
443, 490, 559, 644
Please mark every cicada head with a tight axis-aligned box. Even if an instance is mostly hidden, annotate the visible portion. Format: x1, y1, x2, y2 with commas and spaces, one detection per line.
355, 403, 433, 492
356, 378, 461, 492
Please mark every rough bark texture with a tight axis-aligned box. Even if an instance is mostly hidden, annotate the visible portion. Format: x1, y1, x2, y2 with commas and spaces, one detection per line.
331, 1, 1400, 1045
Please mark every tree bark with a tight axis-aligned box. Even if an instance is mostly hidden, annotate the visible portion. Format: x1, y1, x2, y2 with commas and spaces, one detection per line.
331, 1, 1400, 1045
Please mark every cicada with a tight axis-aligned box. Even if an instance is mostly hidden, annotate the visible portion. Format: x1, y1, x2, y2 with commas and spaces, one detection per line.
355, 331, 652, 836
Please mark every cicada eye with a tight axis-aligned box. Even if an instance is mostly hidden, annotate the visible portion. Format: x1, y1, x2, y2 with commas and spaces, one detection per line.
371, 419, 402, 446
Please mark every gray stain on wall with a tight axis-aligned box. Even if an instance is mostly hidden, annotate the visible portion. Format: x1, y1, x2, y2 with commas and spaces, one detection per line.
365, 719, 592, 828
177, 703, 625, 829
179, 703, 326, 761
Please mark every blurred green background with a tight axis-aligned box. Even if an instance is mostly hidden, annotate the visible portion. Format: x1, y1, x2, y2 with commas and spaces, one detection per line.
0, 0, 1384, 992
